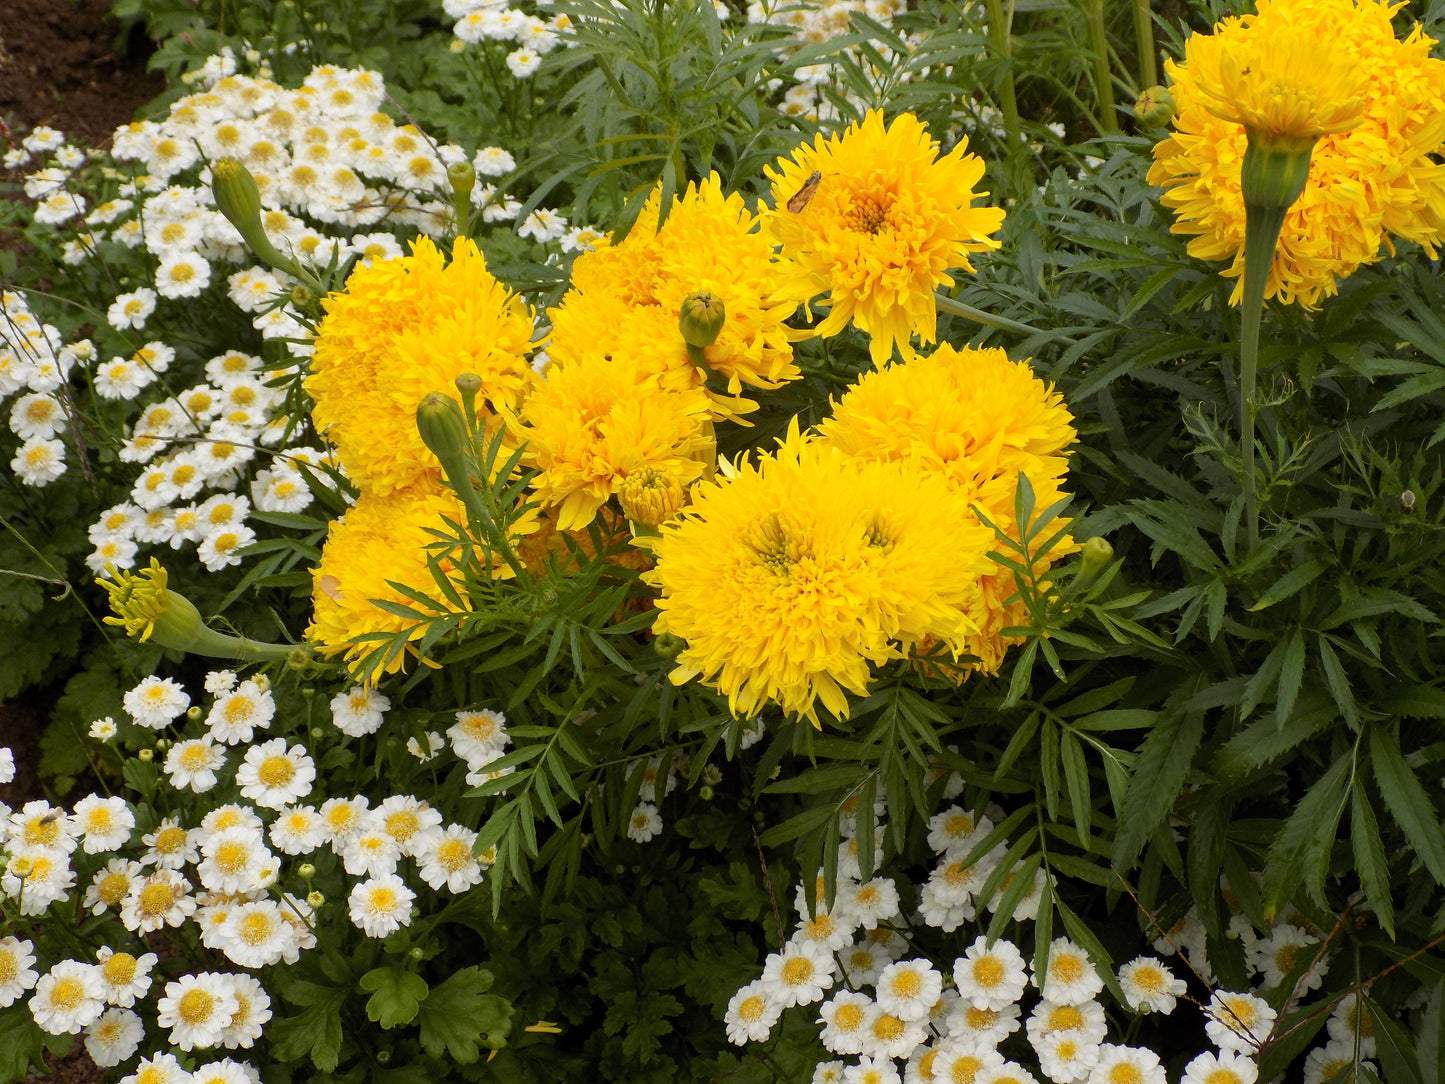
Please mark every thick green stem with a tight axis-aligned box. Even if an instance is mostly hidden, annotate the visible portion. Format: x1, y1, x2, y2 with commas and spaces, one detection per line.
1131, 0, 1157, 90
1084, 0, 1117, 132
1237, 201, 1287, 552
984, 0, 1021, 148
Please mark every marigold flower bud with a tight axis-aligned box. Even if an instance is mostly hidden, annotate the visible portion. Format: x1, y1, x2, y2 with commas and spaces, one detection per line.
212, 157, 299, 275
455, 372, 483, 421
679, 291, 726, 349
618, 466, 686, 527
1240, 133, 1314, 216
448, 160, 476, 206
1133, 86, 1174, 128
416, 392, 470, 463
652, 633, 686, 659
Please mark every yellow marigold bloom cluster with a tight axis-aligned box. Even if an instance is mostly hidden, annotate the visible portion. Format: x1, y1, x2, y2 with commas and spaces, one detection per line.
764, 109, 1005, 364
308, 235, 538, 496
547, 175, 800, 409
816, 344, 1076, 674
509, 352, 716, 531
647, 425, 996, 725
307, 487, 477, 681
1150, 0, 1445, 307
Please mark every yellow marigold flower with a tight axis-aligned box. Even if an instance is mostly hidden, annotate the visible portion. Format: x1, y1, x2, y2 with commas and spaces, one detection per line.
547, 174, 801, 410
510, 352, 716, 531
764, 109, 1005, 364
816, 344, 1077, 674
307, 484, 537, 682
308, 236, 537, 497
617, 465, 688, 527
1150, 0, 1445, 307
647, 425, 995, 725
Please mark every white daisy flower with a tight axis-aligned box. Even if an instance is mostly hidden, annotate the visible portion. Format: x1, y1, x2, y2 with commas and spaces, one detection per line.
760, 939, 836, 1008
219, 972, 272, 1049
813, 1062, 846, 1084
875, 959, 943, 1023
407, 731, 446, 762
71, 795, 135, 853
206, 678, 274, 744
1204, 991, 1277, 1054
141, 818, 197, 869
82, 858, 143, 917
724, 979, 781, 1045
1303, 1041, 1375, 1084
840, 876, 900, 930
3, 848, 76, 914
204, 669, 238, 694
191, 1059, 256, 1084
843, 1054, 902, 1084
944, 1000, 1022, 1046
416, 824, 484, 893
626, 802, 663, 842
448, 707, 509, 763
1325, 992, 1376, 1057
1035, 938, 1104, 1006
30, 959, 106, 1034
858, 1004, 927, 1061
1116, 957, 1185, 1014
106, 288, 158, 331
1251, 922, 1326, 993
1181, 1050, 1258, 1084
1026, 1000, 1109, 1048
932, 1042, 1005, 1084
819, 990, 873, 1055
156, 251, 213, 299
94, 946, 157, 1007
200, 803, 264, 837
236, 738, 315, 810
341, 826, 401, 878
319, 795, 371, 845
120, 869, 196, 932
954, 936, 1029, 1011
11, 436, 66, 485
88, 716, 119, 741
269, 805, 326, 856
196, 827, 273, 895
1036, 1031, 1102, 1084
164, 737, 227, 793
980, 1062, 1043, 1084
927, 807, 987, 854
348, 873, 416, 938
9, 392, 65, 440
794, 901, 857, 952
330, 685, 390, 737
157, 971, 240, 1050
83, 1006, 144, 1067
0, 936, 39, 1007
376, 795, 442, 858
9, 799, 77, 852
197, 523, 258, 571
1086, 1044, 1167, 1084
123, 675, 191, 729
219, 899, 297, 967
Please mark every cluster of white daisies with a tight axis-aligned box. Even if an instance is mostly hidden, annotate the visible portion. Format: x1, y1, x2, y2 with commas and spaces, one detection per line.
442, 0, 575, 77
721, 797, 1374, 1084
0, 668, 521, 1074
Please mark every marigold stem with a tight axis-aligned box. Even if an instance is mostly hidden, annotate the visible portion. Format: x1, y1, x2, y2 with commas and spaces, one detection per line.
934, 293, 1056, 340
1083, 0, 1117, 132
984, 0, 1021, 148
1131, 0, 1157, 91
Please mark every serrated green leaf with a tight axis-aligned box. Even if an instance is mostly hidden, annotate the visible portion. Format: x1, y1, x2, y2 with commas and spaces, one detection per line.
1112, 706, 1204, 872
1371, 726, 1445, 887
1262, 750, 1352, 918
1351, 775, 1396, 940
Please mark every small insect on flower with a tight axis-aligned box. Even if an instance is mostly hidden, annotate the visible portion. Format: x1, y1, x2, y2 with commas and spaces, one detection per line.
786, 171, 822, 213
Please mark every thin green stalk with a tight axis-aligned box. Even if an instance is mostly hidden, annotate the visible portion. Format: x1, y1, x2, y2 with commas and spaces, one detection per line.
1237, 199, 1287, 551
1131, 0, 1158, 89
983, 0, 1021, 148
1083, 0, 1117, 132
934, 292, 1073, 342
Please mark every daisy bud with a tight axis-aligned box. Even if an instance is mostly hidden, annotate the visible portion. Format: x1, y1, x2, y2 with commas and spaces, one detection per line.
298, 863, 316, 880
1133, 86, 1174, 127
679, 291, 726, 350
290, 284, 313, 309
307, 890, 325, 909
138, 748, 153, 762
8, 856, 33, 878
186, 706, 202, 721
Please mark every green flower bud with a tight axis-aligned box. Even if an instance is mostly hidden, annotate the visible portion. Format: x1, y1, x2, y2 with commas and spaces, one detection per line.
448, 160, 476, 217
289, 283, 313, 308
417, 392, 470, 463
1133, 86, 1175, 128
306, 890, 325, 908
298, 863, 316, 879
138, 748, 153, 762
699, 784, 715, 801
652, 632, 686, 659
211, 157, 262, 233
1240, 132, 1315, 215
455, 372, 483, 421
679, 291, 726, 349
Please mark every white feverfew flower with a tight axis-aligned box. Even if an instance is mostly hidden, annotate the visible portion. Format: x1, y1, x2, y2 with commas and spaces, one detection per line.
156, 251, 213, 299
794, 902, 857, 953
10, 393, 65, 440
330, 685, 389, 737
448, 707, 509, 763
376, 795, 442, 857
206, 678, 274, 743
269, 805, 326, 856
349, 873, 416, 938
932, 1042, 1005, 1084
157, 971, 240, 1050
761, 939, 836, 1008
142, 818, 197, 869
875, 959, 942, 1023
10, 798, 76, 852
107, 288, 158, 330
89, 716, 119, 741
945, 1000, 1022, 1047
407, 731, 446, 762
417, 824, 484, 892
1252, 922, 1326, 993
1204, 991, 1277, 1054
473, 146, 516, 176
196, 828, 273, 895
341, 825, 402, 878
1026, 1000, 1109, 1049
71, 795, 135, 853
815, 1062, 846, 1084
844, 1056, 902, 1084
954, 936, 1028, 1012
1303, 1041, 1375, 1084
1116, 957, 1185, 1014
1325, 992, 1377, 1057
84, 1007, 145, 1067
1036, 1030, 1102, 1084
165, 737, 227, 793
31, 960, 106, 1034
95, 358, 146, 400
124, 675, 191, 729
0, 937, 39, 1007
319, 795, 371, 845
1086, 1045, 1167, 1084
10, 437, 65, 485
83, 857, 143, 916
236, 738, 315, 809
1182, 1050, 1258, 1084
197, 523, 258, 571
94, 946, 158, 1007
219, 899, 297, 967
219, 972, 272, 1049
204, 669, 238, 695
724, 979, 782, 1044
839, 939, 891, 987
626, 802, 663, 842
1036, 938, 1104, 1006
858, 1003, 927, 1061
819, 990, 873, 1055
121, 1051, 191, 1084
252, 465, 312, 512
927, 806, 986, 854
3, 848, 75, 913
33, 190, 87, 224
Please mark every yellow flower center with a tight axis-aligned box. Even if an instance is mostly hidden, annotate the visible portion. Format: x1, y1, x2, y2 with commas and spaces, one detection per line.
889, 970, 922, 999
943, 861, 971, 886
368, 887, 397, 912
834, 1003, 864, 1030
385, 811, 420, 841
1109, 1064, 1143, 1084
0, 951, 17, 984
1223, 997, 1258, 1027
177, 987, 215, 1023
1206, 1071, 1243, 1084
215, 841, 248, 873
50, 977, 85, 1010
950, 1055, 983, 1083
102, 953, 137, 986
437, 839, 471, 872
258, 755, 295, 787
1046, 1004, 1085, 1032
155, 826, 186, 854
779, 957, 815, 986
1051, 953, 1086, 983
965, 1006, 998, 1028
872, 1012, 905, 1041
738, 995, 765, 1022
139, 881, 175, 915
239, 912, 274, 944
1132, 964, 1164, 993
972, 957, 1004, 988
170, 264, 195, 284
160, 223, 187, 244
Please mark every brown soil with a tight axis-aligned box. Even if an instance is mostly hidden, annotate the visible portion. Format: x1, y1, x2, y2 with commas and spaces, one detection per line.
0, 0, 166, 148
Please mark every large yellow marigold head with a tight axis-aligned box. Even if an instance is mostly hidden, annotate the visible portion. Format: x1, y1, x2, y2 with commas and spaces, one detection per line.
763, 109, 1005, 365
647, 425, 995, 724
1150, 0, 1445, 307
510, 351, 717, 532
546, 174, 800, 411
308, 236, 537, 496
817, 344, 1077, 674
